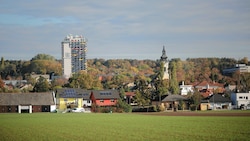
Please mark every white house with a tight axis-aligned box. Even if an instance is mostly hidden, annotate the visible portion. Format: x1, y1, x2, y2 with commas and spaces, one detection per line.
180, 81, 193, 95
231, 92, 250, 109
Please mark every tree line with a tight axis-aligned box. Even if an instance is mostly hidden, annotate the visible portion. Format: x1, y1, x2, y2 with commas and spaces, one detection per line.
0, 54, 249, 94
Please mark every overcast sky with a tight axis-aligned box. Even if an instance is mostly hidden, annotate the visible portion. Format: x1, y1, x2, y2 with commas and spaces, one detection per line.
0, 0, 249, 61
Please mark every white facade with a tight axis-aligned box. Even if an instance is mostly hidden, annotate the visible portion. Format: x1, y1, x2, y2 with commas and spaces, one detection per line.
231, 92, 250, 108
62, 41, 72, 78
82, 100, 92, 107
163, 61, 169, 80
180, 81, 193, 95
62, 34, 87, 79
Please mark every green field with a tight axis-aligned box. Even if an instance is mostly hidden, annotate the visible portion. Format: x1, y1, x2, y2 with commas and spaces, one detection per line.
0, 112, 249, 141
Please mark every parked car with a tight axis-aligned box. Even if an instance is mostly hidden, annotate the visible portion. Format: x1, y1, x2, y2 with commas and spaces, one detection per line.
72, 108, 85, 113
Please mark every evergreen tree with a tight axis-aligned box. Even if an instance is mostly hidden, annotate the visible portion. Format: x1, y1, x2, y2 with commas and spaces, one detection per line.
169, 61, 179, 94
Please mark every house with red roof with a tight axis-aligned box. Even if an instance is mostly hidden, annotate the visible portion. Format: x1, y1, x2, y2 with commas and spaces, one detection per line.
193, 81, 225, 98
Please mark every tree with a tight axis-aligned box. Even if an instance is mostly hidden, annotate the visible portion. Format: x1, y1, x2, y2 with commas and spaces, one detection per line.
134, 75, 151, 107
190, 89, 202, 111
33, 76, 50, 92
152, 62, 169, 102
239, 57, 248, 65
240, 73, 250, 92
0, 57, 4, 70
67, 71, 103, 90
169, 61, 179, 94
116, 99, 132, 112
0, 77, 4, 89
31, 54, 55, 61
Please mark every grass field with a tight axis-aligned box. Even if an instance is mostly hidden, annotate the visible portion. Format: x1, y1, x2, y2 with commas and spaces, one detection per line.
0, 112, 250, 141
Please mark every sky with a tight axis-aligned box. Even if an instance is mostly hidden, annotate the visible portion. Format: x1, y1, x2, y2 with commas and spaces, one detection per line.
0, 0, 249, 61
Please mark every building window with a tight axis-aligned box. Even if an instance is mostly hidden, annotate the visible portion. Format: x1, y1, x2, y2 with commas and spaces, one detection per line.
87, 100, 91, 103
239, 96, 243, 99
246, 96, 248, 100
110, 99, 115, 102
100, 100, 104, 103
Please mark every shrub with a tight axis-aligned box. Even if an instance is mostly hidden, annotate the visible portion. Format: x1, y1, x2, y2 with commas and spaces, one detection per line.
157, 104, 165, 112
116, 99, 132, 113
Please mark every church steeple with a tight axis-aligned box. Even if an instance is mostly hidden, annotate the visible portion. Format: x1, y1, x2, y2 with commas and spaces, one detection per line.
160, 45, 169, 80
160, 46, 168, 61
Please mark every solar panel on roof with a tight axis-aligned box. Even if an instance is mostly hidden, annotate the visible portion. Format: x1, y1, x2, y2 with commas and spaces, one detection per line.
64, 89, 76, 97
100, 92, 111, 95
82, 93, 88, 96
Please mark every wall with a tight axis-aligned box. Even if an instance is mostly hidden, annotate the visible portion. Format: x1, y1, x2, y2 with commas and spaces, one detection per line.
59, 98, 83, 110
95, 99, 117, 106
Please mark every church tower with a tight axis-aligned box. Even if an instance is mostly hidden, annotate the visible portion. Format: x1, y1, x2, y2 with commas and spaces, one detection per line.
160, 46, 169, 80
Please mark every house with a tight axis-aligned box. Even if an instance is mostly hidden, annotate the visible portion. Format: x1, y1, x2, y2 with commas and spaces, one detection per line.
125, 91, 137, 105
0, 92, 56, 113
179, 81, 193, 95
3, 80, 27, 88
90, 90, 120, 107
231, 92, 250, 109
161, 94, 189, 111
56, 88, 91, 110
193, 81, 225, 98
200, 94, 232, 111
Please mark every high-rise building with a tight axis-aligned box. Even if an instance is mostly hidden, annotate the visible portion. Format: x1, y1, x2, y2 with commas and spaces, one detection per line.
61, 34, 87, 78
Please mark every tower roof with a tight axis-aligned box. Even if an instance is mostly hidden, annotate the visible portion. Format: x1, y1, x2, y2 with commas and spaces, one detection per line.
160, 46, 168, 61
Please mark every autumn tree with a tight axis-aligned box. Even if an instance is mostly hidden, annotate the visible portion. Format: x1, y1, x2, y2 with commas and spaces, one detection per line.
190, 89, 202, 111
0, 77, 4, 89
67, 71, 103, 90
31, 54, 56, 61
33, 76, 50, 92
134, 75, 151, 107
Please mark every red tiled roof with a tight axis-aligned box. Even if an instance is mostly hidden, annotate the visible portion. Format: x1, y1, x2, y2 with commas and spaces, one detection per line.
193, 81, 224, 87
125, 92, 135, 96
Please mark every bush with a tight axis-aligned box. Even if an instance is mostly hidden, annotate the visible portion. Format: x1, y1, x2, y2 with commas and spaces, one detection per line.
157, 104, 165, 112
116, 99, 132, 113
152, 105, 157, 112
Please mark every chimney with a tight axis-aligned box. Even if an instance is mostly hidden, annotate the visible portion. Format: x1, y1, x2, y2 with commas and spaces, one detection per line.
207, 84, 210, 89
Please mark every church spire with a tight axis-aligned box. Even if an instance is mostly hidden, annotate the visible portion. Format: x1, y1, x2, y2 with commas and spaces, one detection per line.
160, 45, 168, 61
160, 45, 169, 80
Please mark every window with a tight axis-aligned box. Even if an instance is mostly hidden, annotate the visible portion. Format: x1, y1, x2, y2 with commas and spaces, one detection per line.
111, 99, 115, 102
239, 96, 243, 99
246, 96, 248, 100
87, 100, 91, 103
100, 100, 104, 103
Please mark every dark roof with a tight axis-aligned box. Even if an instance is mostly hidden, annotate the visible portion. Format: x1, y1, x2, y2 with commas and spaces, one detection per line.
162, 94, 188, 102
91, 90, 120, 99
152, 95, 168, 101
201, 94, 231, 103
56, 88, 90, 99
0, 93, 55, 105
